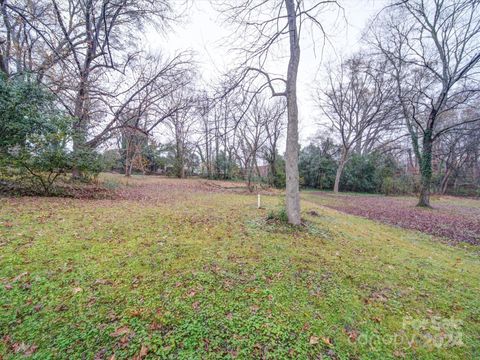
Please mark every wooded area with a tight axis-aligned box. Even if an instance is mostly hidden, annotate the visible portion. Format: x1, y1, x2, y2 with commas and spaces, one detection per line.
1, 0, 479, 217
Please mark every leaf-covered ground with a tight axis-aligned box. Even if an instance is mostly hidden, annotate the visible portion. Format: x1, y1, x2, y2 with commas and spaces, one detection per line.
304, 192, 480, 246
1, 175, 479, 359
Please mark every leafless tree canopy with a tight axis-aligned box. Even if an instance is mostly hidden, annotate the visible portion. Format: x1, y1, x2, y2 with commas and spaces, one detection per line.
215, 0, 341, 224
317, 53, 398, 192
0, 0, 193, 163
367, 0, 480, 206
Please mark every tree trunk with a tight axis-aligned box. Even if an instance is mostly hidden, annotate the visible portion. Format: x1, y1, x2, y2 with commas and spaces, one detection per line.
175, 138, 185, 178
418, 130, 433, 207
125, 163, 132, 177
440, 167, 452, 195
334, 149, 348, 193
124, 138, 131, 177
72, 2, 95, 180
284, 0, 301, 225
269, 151, 277, 187
71, 67, 91, 180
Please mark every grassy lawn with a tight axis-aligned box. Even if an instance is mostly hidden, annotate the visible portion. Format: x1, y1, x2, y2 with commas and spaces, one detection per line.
1, 177, 479, 359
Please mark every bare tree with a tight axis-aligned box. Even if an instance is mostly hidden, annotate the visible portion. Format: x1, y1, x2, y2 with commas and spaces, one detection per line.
262, 99, 286, 187
164, 88, 197, 178
217, 0, 340, 224
1, 0, 188, 177
435, 112, 480, 194
317, 54, 396, 193
237, 96, 273, 190
371, 0, 480, 206
0, 0, 69, 77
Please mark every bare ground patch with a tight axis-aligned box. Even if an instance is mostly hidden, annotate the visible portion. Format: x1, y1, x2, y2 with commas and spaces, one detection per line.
110, 175, 280, 202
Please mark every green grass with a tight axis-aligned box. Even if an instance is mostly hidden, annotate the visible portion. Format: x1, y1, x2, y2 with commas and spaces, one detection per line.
0, 186, 479, 359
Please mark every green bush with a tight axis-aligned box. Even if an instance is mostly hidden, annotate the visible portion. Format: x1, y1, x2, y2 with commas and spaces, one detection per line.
0, 76, 105, 193
71, 147, 103, 181
271, 156, 286, 189
341, 154, 380, 193
381, 174, 417, 195
340, 153, 410, 194
0, 77, 75, 193
0, 75, 53, 150
266, 207, 289, 223
299, 144, 337, 189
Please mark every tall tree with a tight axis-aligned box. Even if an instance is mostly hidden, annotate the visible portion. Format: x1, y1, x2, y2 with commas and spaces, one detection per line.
317, 54, 396, 193
263, 99, 286, 187
217, 0, 340, 224
371, 0, 480, 206
1, 0, 192, 177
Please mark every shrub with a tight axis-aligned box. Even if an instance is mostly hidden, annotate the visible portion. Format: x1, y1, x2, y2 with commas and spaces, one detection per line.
71, 147, 104, 181
341, 154, 380, 193
0, 77, 75, 194
299, 144, 337, 189
271, 156, 286, 189
381, 174, 417, 195
266, 207, 289, 223
0, 75, 106, 194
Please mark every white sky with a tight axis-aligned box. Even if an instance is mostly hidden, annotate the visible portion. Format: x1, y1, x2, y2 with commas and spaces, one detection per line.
145, 0, 388, 146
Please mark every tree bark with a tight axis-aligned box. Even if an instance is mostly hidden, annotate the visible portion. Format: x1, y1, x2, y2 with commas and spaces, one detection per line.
418, 129, 433, 207
71, 0, 95, 179
284, 0, 301, 225
334, 148, 348, 193
175, 117, 185, 179
440, 167, 452, 195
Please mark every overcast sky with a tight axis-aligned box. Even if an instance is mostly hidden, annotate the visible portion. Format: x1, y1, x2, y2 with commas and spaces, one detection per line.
145, 0, 388, 145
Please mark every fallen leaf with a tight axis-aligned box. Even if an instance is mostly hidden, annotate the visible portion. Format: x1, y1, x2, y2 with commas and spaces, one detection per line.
132, 345, 148, 360
72, 287, 83, 294
344, 328, 359, 342
56, 304, 68, 312
94, 349, 107, 360
149, 322, 162, 330
322, 337, 333, 346
118, 335, 131, 348
94, 279, 112, 286
110, 326, 131, 337
11, 272, 29, 282
12, 342, 37, 356
309, 336, 319, 345
129, 309, 142, 317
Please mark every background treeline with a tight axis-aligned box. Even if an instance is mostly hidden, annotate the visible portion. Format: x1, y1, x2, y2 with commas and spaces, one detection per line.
1, 0, 479, 198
